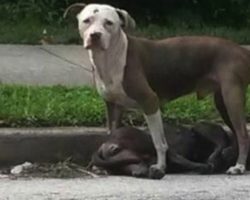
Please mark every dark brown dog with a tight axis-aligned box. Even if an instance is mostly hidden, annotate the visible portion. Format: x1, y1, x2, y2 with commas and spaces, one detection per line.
92, 123, 239, 178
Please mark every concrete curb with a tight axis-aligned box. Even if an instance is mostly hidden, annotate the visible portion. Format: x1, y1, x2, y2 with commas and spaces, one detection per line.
0, 127, 107, 166
0, 125, 245, 166
0, 125, 235, 167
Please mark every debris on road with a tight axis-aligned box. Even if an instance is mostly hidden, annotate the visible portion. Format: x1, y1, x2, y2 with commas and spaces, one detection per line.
1, 159, 100, 179
11, 162, 33, 175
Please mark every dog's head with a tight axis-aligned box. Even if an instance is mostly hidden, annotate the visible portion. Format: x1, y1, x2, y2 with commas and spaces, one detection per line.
64, 3, 136, 50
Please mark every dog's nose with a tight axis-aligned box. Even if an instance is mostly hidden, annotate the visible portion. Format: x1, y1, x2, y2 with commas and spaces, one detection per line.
90, 32, 102, 40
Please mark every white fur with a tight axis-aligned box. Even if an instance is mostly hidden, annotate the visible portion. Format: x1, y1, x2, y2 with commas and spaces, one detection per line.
145, 109, 168, 169
77, 4, 121, 50
89, 31, 136, 107
78, 4, 136, 107
227, 163, 246, 174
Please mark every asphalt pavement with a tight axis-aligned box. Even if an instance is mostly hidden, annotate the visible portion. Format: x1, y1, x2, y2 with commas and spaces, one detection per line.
1, 174, 250, 200
0, 45, 94, 86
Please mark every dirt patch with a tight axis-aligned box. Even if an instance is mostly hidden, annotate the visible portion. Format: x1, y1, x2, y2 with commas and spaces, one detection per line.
0, 159, 105, 179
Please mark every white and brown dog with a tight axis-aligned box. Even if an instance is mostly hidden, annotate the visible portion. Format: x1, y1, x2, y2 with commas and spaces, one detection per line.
64, 3, 250, 179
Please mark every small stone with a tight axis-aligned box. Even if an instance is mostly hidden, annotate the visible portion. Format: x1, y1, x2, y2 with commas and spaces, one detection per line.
10, 162, 33, 175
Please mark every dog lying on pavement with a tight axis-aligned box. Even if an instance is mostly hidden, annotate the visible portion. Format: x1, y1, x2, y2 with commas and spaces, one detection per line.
64, 3, 250, 178
91, 123, 242, 178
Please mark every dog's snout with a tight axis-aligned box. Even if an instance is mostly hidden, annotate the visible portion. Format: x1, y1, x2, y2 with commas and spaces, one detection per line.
84, 31, 104, 49
90, 32, 102, 40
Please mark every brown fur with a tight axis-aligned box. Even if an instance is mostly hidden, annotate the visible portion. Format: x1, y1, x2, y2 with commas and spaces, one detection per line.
92, 123, 242, 178
108, 35, 250, 176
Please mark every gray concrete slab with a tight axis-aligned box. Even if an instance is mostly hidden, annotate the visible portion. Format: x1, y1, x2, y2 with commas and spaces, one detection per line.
0, 174, 250, 200
0, 45, 94, 86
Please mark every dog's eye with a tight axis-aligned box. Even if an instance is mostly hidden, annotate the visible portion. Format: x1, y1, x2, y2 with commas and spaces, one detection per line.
83, 18, 90, 24
105, 20, 114, 26
108, 144, 121, 155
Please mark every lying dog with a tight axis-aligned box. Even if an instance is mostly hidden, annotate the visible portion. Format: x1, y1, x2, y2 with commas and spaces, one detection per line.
64, 3, 250, 178
92, 123, 239, 178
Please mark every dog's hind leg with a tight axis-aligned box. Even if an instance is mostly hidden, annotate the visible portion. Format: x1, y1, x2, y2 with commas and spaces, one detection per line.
167, 151, 212, 174
221, 146, 238, 170
220, 78, 249, 174
192, 122, 230, 172
214, 91, 234, 132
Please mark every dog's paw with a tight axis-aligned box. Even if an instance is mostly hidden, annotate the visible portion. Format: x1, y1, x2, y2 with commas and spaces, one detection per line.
199, 163, 214, 174
129, 163, 149, 178
226, 164, 245, 175
148, 164, 165, 179
132, 167, 148, 178
91, 166, 108, 175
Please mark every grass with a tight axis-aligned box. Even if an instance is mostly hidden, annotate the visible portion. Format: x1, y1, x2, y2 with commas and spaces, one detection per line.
0, 84, 247, 127
0, 85, 105, 127
1, 19, 250, 44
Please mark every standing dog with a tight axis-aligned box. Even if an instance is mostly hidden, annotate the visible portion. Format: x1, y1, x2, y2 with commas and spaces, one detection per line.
64, 3, 250, 179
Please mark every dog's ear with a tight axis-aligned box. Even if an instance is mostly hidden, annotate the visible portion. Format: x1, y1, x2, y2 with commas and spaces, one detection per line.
116, 9, 136, 33
63, 3, 86, 18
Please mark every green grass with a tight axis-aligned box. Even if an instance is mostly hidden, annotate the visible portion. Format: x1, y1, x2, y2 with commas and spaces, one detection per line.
1, 19, 250, 44
0, 85, 105, 127
1, 84, 250, 127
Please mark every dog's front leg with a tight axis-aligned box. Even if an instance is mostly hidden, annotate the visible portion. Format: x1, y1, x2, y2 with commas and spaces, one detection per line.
105, 101, 124, 134
124, 72, 168, 179
142, 94, 168, 179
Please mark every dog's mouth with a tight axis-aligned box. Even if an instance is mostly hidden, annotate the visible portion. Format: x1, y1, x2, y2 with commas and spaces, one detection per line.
85, 44, 104, 50
84, 38, 106, 50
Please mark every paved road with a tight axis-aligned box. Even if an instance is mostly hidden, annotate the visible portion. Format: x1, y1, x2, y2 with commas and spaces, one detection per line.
1, 174, 250, 200
0, 45, 94, 86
